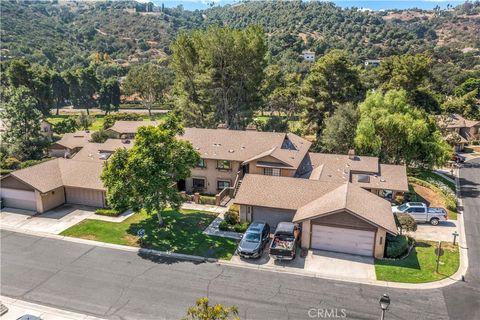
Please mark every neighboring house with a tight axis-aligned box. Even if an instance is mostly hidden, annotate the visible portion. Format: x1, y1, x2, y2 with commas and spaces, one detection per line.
48, 131, 92, 158
1, 158, 106, 213
302, 50, 315, 62
72, 139, 134, 162
364, 59, 381, 68
234, 174, 397, 258
437, 113, 480, 151
0, 118, 53, 140
106, 120, 159, 139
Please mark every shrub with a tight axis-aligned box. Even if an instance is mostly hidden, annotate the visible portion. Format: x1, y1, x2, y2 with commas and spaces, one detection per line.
95, 208, 122, 217
229, 203, 240, 214
233, 223, 249, 233
90, 129, 118, 143
224, 210, 239, 225
386, 234, 409, 258
199, 195, 216, 205
53, 117, 78, 134
444, 194, 457, 211
2, 157, 21, 170
103, 113, 143, 129
218, 220, 230, 231
395, 212, 417, 234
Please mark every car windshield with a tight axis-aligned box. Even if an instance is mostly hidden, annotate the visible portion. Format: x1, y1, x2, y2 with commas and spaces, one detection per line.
398, 204, 409, 211
244, 232, 260, 243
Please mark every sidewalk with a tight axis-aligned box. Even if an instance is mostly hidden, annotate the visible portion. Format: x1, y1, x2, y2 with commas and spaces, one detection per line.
0, 296, 104, 320
203, 211, 243, 240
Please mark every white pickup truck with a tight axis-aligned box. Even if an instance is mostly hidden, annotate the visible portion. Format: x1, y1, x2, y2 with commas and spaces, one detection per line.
392, 202, 448, 225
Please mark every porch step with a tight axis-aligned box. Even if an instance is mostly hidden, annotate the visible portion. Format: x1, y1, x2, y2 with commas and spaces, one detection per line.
220, 195, 232, 207
233, 180, 243, 198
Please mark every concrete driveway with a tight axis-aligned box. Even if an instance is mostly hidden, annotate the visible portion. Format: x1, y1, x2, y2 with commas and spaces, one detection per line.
229, 241, 375, 280
409, 220, 458, 242
0, 205, 96, 234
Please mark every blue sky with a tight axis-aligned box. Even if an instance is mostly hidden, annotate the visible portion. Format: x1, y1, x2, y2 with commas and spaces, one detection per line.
151, 0, 466, 11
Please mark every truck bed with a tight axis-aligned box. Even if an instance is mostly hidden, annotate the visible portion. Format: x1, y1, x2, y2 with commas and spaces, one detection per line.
271, 236, 295, 251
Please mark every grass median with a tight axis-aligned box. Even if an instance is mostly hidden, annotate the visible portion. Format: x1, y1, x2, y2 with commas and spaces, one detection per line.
61, 208, 238, 260
375, 240, 459, 283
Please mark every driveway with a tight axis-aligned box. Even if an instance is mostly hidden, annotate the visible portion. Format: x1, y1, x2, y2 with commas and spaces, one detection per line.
0, 205, 134, 234
229, 241, 375, 281
410, 220, 459, 242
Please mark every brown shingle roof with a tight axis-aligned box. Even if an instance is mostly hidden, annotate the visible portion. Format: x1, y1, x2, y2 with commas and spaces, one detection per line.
437, 113, 480, 129
51, 131, 92, 149
107, 120, 159, 134
350, 164, 409, 192
4, 158, 105, 192
293, 183, 398, 234
307, 153, 379, 182
234, 174, 397, 234
72, 140, 134, 162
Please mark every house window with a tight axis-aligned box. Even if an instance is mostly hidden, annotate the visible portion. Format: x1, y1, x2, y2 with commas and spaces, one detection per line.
264, 168, 281, 176
217, 180, 231, 190
217, 160, 231, 170
192, 178, 206, 191
197, 158, 206, 168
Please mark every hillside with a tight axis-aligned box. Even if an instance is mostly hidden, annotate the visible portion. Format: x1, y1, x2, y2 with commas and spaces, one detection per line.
1, 0, 479, 69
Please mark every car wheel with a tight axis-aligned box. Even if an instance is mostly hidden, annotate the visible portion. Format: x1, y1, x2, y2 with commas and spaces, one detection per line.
430, 218, 439, 226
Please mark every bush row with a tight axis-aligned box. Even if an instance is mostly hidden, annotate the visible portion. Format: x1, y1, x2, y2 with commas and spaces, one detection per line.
95, 208, 123, 217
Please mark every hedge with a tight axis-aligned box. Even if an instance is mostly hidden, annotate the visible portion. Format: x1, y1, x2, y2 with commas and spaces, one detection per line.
95, 208, 123, 217
385, 234, 409, 258
199, 195, 216, 205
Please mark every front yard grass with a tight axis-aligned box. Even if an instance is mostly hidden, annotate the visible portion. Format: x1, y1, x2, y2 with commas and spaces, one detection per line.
375, 240, 459, 283
61, 209, 238, 260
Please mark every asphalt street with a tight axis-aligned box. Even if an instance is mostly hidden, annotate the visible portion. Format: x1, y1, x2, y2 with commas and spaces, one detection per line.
1, 158, 479, 320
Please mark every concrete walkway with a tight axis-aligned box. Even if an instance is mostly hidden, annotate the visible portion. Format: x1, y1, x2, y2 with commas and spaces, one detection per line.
181, 202, 229, 214
0, 205, 134, 235
0, 295, 104, 320
203, 211, 243, 240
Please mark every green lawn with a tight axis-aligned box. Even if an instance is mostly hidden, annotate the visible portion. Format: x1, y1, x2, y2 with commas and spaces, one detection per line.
375, 240, 459, 283
60, 209, 238, 260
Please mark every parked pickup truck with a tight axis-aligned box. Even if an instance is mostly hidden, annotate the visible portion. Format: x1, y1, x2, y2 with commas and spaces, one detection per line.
269, 222, 298, 261
392, 202, 448, 225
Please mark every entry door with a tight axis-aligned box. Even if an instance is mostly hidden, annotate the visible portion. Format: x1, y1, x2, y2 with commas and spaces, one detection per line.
311, 225, 375, 256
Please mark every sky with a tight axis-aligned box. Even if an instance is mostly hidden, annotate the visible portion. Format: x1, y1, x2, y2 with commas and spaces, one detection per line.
151, 0, 467, 11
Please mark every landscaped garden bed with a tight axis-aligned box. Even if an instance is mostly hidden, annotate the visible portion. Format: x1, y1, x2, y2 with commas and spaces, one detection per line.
61, 208, 237, 259
375, 240, 459, 283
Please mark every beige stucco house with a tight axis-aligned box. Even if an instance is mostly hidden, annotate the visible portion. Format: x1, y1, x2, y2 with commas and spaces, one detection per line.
438, 113, 480, 151
48, 131, 92, 158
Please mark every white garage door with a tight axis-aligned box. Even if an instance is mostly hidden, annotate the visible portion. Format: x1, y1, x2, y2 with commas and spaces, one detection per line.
65, 187, 104, 207
1, 188, 36, 211
311, 225, 375, 256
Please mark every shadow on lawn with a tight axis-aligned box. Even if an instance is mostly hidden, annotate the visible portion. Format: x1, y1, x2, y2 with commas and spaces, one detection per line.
126, 209, 235, 260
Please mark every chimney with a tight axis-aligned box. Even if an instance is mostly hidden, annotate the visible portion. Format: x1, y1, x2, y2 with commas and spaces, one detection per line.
217, 123, 228, 130
245, 124, 257, 131
348, 149, 355, 160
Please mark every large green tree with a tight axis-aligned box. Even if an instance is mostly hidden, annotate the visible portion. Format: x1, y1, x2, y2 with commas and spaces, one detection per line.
101, 115, 200, 226
76, 66, 100, 113
51, 71, 69, 115
171, 25, 267, 129
354, 90, 450, 168
320, 103, 359, 154
98, 78, 121, 115
300, 50, 364, 143
1, 87, 47, 160
122, 62, 172, 116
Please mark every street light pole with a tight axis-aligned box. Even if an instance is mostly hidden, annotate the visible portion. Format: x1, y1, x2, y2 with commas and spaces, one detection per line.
379, 294, 390, 320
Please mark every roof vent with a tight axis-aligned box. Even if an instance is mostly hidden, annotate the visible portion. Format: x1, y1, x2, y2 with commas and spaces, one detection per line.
217, 123, 228, 130
380, 178, 386, 182
348, 149, 355, 160
228, 149, 234, 153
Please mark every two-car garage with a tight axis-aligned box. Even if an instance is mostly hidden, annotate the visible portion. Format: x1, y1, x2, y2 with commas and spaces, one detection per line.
311, 224, 375, 257
1, 188, 37, 211
65, 187, 105, 208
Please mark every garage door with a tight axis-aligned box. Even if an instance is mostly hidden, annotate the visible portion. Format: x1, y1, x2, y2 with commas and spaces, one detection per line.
311, 225, 375, 256
252, 207, 295, 230
65, 187, 104, 207
1, 188, 36, 211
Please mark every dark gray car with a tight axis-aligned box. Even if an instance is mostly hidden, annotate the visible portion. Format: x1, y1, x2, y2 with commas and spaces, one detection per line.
236, 221, 270, 259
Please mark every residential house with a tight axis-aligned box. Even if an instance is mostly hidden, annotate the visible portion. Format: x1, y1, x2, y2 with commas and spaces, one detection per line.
437, 113, 480, 151
0, 118, 53, 140
364, 59, 381, 68
302, 50, 316, 62
48, 131, 92, 158
106, 120, 159, 139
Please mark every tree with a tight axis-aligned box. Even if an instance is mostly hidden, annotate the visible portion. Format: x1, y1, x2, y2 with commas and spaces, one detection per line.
63, 70, 82, 108
90, 129, 117, 143
320, 103, 359, 153
171, 25, 267, 129
51, 72, 69, 115
76, 67, 100, 113
354, 90, 451, 168
395, 213, 417, 235
1, 87, 47, 160
183, 297, 239, 320
442, 89, 479, 120
53, 116, 78, 134
454, 78, 480, 98
76, 112, 94, 130
101, 115, 200, 226
123, 62, 172, 116
300, 50, 364, 143
98, 78, 120, 115
103, 113, 143, 130
5, 59, 33, 88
